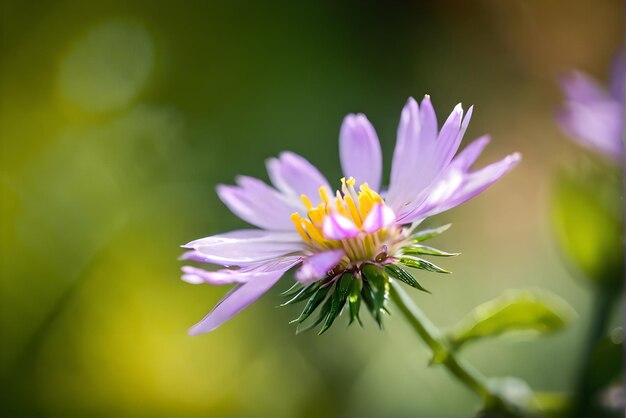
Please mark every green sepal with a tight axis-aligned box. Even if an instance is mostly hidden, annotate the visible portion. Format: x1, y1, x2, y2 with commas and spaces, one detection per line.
446, 289, 575, 350
319, 273, 353, 335
399, 256, 450, 274
291, 282, 332, 324
347, 275, 362, 326
401, 244, 459, 257
362, 264, 389, 328
280, 282, 321, 306
361, 281, 379, 327
296, 294, 333, 334
281, 282, 302, 297
385, 264, 431, 294
411, 224, 451, 243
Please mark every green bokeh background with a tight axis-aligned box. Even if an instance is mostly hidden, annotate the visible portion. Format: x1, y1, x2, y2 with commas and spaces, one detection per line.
0, 1, 623, 417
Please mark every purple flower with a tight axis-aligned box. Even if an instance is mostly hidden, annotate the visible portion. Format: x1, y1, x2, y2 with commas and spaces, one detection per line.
557, 51, 625, 162
182, 96, 520, 335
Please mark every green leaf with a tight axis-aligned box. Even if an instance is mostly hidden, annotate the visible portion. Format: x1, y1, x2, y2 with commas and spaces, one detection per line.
319, 273, 353, 335
385, 264, 431, 294
411, 224, 451, 243
447, 289, 575, 350
362, 264, 389, 328
296, 295, 333, 334
291, 283, 331, 324
401, 244, 459, 257
348, 275, 362, 326
399, 256, 450, 274
280, 282, 321, 306
552, 166, 623, 286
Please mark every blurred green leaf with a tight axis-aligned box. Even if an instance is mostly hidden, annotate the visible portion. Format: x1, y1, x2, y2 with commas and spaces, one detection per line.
385, 264, 431, 294
447, 289, 575, 350
552, 165, 623, 287
411, 224, 452, 243
588, 328, 623, 394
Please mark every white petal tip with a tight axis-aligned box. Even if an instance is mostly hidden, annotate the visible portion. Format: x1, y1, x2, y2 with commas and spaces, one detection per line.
181, 274, 204, 284
509, 152, 522, 162
188, 328, 202, 336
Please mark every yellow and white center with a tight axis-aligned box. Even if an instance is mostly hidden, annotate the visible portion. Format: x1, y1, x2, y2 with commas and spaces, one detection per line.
290, 177, 402, 266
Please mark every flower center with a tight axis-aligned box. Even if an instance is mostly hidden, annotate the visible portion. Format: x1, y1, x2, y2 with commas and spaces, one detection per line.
290, 177, 402, 265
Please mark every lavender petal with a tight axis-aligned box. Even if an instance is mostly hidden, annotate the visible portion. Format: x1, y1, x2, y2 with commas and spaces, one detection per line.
322, 213, 360, 240
295, 249, 345, 283
339, 113, 383, 191
362, 203, 396, 233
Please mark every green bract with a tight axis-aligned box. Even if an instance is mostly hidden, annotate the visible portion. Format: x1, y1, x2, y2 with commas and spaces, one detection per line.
283, 225, 455, 334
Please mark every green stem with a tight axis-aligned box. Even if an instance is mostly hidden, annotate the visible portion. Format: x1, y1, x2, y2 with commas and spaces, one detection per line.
570, 284, 617, 418
388, 280, 499, 408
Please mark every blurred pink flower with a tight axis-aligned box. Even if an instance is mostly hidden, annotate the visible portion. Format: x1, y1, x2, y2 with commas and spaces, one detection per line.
557, 51, 625, 162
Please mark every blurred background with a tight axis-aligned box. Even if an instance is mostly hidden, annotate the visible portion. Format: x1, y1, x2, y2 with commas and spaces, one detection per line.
0, 1, 623, 417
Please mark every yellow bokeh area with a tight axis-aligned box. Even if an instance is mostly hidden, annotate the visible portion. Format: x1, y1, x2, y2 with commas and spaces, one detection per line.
0, 1, 623, 417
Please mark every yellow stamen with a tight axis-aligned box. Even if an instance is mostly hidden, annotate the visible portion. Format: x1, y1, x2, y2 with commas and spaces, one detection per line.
344, 195, 362, 227
359, 192, 374, 218
308, 207, 324, 225
300, 194, 313, 210
301, 218, 326, 246
334, 191, 350, 218
319, 186, 330, 205
290, 213, 311, 242
360, 183, 383, 203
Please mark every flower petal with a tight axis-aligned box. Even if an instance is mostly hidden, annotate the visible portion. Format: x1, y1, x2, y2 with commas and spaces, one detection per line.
560, 71, 609, 104
188, 258, 300, 335
449, 135, 490, 172
295, 249, 345, 283
387, 97, 421, 208
217, 177, 300, 230
401, 152, 521, 223
419, 95, 438, 144
387, 97, 470, 213
610, 51, 625, 102
183, 229, 304, 267
339, 113, 382, 191
435, 104, 470, 170
362, 203, 396, 233
322, 213, 360, 240
182, 256, 302, 285
265, 151, 330, 200
556, 101, 623, 160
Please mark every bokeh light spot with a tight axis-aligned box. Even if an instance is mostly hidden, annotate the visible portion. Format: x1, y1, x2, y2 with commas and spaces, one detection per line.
58, 20, 155, 113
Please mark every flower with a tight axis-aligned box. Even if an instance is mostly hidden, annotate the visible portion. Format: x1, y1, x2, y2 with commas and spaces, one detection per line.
182, 96, 520, 335
557, 51, 625, 162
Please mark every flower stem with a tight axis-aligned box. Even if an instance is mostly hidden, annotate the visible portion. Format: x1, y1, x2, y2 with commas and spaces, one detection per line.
570, 283, 618, 418
388, 280, 500, 409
